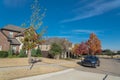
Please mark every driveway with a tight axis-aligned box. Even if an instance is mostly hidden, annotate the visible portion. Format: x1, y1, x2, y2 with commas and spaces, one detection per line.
75, 58, 120, 77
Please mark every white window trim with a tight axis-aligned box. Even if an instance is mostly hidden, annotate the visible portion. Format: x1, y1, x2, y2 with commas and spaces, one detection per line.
0, 45, 2, 51
9, 32, 13, 38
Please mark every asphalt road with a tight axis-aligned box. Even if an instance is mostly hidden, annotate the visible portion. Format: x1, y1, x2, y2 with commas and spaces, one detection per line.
75, 58, 120, 77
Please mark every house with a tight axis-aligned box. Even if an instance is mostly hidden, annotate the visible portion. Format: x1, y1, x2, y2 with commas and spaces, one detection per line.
39, 38, 74, 58
0, 25, 74, 58
0, 25, 26, 53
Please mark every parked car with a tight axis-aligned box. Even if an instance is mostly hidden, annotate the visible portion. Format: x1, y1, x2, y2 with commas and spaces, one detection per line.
81, 55, 100, 68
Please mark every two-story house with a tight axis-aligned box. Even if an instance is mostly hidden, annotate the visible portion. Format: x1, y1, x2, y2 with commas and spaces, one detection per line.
39, 38, 74, 58
0, 25, 74, 58
0, 25, 25, 53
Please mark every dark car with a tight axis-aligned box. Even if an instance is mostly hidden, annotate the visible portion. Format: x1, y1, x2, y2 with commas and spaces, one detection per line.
81, 55, 100, 68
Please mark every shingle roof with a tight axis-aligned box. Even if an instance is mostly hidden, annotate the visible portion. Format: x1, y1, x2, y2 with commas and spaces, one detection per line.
15, 32, 24, 37
9, 39, 21, 45
2, 25, 26, 32
43, 38, 72, 45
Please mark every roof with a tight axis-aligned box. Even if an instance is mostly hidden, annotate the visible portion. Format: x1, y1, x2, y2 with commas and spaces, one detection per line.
0, 29, 8, 38
8, 39, 21, 45
15, 32, 24, 37
43, 38, 72, 45
2, 25, 26, 32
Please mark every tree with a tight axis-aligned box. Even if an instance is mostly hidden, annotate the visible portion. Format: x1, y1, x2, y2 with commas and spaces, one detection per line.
59, 39, 72, 58
117, 51, 120, 55
78, 42, 89, 55
103, 49, 114, 58
49, 43, 62, 59
72, 44, 79, 55
22, 0, 46, 63
46, 38, 72, 58
87, 33, 101, 55
72, 42, 88, 55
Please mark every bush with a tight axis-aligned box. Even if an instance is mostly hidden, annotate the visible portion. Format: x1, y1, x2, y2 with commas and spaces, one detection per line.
36, 48, 42, 57
117, 51, 120, 55
8, 49, 13, 57
18, 50, 27, 57
0, 51, 8, 58
31, 48, 42, 57
31, 49, 37, 57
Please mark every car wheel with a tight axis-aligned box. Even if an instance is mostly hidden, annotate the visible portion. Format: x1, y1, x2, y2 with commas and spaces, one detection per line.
97, 61, 100, 67
92, 63, 96, 68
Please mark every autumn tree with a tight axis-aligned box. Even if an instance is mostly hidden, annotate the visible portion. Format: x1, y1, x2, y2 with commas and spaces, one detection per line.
87, 33, 101, 55
72, 42, 88, 55
22, 0, 46, 63
78, 42, 89, 55
72, 44, 79, 55
22, 27, 43, 62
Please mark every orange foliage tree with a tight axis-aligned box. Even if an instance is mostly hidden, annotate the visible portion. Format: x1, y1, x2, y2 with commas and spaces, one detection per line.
87, 33, 101, 55
72, 44, 79, 55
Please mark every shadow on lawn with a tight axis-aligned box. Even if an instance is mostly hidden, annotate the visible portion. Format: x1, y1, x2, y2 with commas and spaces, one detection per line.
29, 58, 42, 70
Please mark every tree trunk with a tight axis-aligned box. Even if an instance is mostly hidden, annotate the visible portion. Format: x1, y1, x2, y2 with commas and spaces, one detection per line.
28, 49, 32, 64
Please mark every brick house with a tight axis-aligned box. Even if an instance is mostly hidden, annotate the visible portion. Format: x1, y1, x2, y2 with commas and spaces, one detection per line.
0, 25, 74, 58
0, 25, 26, 53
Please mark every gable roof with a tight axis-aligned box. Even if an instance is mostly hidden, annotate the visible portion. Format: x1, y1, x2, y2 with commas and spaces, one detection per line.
0, 29, 8, 38
8, 39, 21, 45
43, 38, 72, 45
2, 25, 26, 32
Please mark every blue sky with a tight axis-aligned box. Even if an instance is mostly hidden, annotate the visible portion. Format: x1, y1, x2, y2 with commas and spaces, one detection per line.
0, 0, 120, 50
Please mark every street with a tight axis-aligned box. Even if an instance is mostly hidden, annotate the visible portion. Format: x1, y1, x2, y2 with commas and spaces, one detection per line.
75, 58, 120, 77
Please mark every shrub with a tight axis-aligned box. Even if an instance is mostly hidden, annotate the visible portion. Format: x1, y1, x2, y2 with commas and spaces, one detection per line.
117, 51, 120, 55
31, 49, 37, 57
18, 50, 27, 57
8, 49, 13, 57
36, 48, 42, 57
0, 51, 8, 58
31, 48, 42, 57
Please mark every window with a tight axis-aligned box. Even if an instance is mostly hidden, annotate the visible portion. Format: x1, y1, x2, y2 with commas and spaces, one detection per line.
0, 45, 2, 51
9, 32, 13, 38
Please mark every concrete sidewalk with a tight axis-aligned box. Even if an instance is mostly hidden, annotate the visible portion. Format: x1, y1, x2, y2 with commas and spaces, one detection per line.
15, 69, 120, 80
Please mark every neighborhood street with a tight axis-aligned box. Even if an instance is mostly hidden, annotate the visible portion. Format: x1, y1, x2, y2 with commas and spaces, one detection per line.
75, 58, 120, 77
15, 58, 120, 80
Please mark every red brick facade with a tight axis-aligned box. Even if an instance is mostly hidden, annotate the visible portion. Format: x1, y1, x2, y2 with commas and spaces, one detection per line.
0, 31, 10, 51
0, 25, 22, 52
2, 30, 18, 38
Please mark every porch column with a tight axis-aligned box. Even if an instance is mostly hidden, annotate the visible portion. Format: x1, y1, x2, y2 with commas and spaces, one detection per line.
64, 52, 67, 58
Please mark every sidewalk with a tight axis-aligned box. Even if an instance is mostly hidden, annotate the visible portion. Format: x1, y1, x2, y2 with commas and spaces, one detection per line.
15, 69, 120, 80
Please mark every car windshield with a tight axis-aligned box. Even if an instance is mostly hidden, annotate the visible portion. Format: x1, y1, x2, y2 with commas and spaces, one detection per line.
84, 56, 97, 60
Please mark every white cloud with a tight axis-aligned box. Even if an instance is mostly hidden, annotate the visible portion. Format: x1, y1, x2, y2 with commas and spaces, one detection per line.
3, 0, 27, 8
73, 30, 95, 33
60, 29, 104, 36
47, 35, 71, 38
72, 29, 103, 35
60, 0, 120, 23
